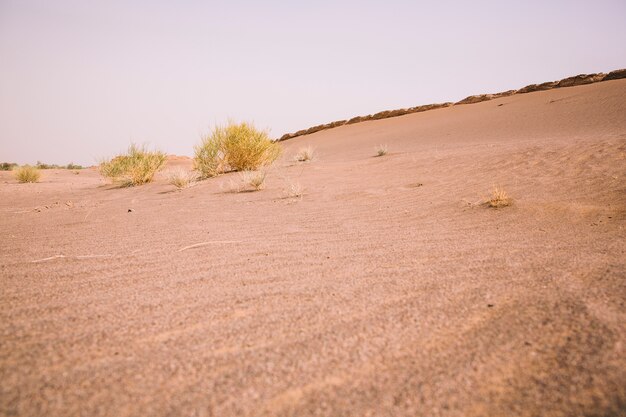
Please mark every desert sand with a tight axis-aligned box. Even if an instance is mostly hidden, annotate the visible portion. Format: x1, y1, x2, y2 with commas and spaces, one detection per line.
1, 79, 625, 416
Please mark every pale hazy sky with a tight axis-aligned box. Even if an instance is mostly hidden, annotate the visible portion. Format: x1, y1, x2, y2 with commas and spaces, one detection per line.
1, 0, 625, 165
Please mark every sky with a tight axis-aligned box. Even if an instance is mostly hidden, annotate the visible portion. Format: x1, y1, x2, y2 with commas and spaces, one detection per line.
1, 0, 625, 166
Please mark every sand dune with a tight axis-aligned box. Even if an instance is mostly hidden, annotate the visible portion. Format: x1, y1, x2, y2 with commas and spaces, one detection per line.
1, 79, 625, 416
278, 68, 626, 140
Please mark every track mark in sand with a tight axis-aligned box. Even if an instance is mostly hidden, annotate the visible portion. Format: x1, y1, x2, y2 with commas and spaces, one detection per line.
264, 373, 349, 414
138, 309, 251, 345
178, 240, 246, 252
31, 254, 112, 263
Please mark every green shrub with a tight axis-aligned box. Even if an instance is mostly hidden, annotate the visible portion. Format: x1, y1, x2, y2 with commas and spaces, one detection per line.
194, 121, 281, 178
14, 165, 41, 183
194, 135, 226, 179
34, 161, 84, 169
1, 162, 18, 171
36, 161, 54, 169
99, 145, 166, 186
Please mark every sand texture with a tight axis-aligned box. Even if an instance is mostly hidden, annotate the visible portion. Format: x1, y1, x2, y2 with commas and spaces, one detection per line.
1, 79, 625, 416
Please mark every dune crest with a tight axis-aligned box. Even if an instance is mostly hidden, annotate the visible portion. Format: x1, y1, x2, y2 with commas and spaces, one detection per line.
279, 68, 626, 141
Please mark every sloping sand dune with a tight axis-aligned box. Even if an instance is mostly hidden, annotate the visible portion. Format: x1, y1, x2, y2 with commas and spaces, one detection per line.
1, 79, 625, 416
278, 68, 625, 140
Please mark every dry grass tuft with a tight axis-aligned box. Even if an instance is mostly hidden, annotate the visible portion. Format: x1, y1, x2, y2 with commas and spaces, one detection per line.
375, 144, 388, 157
241, 170, 267, 191
294, 146, 315, 162
14, 165, 41, 183
167, 168, 197, 189
487, 186, 511, 208
284, 180, 304, 199
221, 170, 267, 193
194, 121, 281, 178
99, 144, 166, 187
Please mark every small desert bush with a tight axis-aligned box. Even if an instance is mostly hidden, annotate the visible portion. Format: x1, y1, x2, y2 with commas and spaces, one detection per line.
167, 168, 196, 189
14, 165, 41, 183
194, 136, 226, 179
375, 144, 388, 157
294, 146, 315, 162
487, 186, 511, 208
194, 121, 281, 178
99, 144, 166, 186
223, 124, 281, 171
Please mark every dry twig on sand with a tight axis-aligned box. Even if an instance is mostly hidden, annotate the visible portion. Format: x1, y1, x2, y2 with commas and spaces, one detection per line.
178, 241, 245, 252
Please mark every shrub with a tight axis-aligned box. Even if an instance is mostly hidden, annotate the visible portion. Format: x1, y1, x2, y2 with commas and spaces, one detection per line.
222, 123, 281, 171
34, 161, 84, 169
194, 121, 281, 178
167, 168, 196, 189
194, 136, 226, 179
99, 144, 166, 186
375, 144, 388, 157
487, 186, 511, 208
14, 165, 41, 183
294, 146, 315, 162
36, 161, 54, 169
0, 162, 18, 171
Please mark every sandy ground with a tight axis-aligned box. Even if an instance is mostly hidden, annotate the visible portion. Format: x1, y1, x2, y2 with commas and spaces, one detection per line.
1, 80, 625, 417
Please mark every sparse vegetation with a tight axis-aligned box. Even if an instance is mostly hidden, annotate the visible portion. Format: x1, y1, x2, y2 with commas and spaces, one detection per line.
375, 144, 388, 157
14, 165, 41, 183
194, 121, 281, 178
36, 161, 84, 170
167, 168, 196, 189
487, 186, 511, 208
99, 144, 166, 187
294, 146, 315, 162
1, 162, 18, 171
222, 170, 268, 193
242, 170, 266, 191
222, 178, 243, 193
284, 180, 304, 199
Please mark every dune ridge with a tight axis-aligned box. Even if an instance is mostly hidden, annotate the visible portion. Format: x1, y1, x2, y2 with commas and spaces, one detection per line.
278, 68, 626, 141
